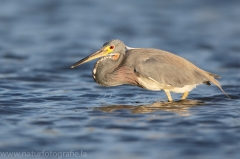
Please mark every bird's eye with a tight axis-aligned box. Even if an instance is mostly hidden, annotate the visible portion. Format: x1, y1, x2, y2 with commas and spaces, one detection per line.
109, 45, 114, 49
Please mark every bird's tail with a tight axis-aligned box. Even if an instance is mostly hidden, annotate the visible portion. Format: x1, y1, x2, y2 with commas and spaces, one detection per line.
206, 72, 231, 99
206, 71, 221, 78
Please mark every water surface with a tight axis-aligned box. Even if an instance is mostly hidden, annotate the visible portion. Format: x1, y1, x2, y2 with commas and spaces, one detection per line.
0, 0, 240, 159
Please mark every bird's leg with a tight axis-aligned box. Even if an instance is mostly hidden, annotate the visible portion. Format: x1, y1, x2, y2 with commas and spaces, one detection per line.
164, 90, 173, 102
181, 92, 189, 100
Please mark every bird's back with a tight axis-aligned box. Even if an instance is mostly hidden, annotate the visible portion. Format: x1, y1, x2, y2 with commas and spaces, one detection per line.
123, 48, 219, 88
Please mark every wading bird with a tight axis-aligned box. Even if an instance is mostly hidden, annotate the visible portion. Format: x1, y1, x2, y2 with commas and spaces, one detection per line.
71, 39, 229, 102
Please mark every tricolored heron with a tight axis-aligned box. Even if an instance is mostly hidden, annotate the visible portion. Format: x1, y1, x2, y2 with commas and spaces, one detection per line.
71, 39, 230, 102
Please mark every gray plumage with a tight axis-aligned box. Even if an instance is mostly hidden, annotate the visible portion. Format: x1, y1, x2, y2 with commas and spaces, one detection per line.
125, 48, 219, 87
71, 39, 230, 101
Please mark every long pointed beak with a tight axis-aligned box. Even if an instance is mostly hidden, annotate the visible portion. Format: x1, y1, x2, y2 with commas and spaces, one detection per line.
71, 49, 106, 68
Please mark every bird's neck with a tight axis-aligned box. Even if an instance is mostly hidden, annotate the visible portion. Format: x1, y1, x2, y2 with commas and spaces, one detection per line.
92, 54, 124, 86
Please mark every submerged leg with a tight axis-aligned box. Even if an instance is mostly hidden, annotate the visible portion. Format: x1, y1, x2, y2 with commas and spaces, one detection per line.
164, 90, 173, 102
181, 92, 189, 100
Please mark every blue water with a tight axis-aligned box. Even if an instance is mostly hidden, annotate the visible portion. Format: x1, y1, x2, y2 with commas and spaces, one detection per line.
0, 0, 240, 159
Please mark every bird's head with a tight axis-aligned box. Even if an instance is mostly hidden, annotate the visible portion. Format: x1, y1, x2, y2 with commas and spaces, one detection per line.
71, 39, 126, 68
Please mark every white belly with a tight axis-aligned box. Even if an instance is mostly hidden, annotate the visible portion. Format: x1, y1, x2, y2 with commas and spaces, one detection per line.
137, 77, 198, 93
170, 84, 197, 93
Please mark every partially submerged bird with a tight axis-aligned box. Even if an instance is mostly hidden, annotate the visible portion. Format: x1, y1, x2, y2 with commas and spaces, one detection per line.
71, 39, 229, 102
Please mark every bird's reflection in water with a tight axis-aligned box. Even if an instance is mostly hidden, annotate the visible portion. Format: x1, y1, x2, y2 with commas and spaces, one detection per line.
94, 100, 204, 116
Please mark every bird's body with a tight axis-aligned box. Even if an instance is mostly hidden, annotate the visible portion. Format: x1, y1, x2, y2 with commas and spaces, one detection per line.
71, 39, 229, 102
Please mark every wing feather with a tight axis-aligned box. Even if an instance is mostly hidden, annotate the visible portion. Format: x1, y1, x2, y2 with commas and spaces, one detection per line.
125, 49, 209, 87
